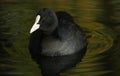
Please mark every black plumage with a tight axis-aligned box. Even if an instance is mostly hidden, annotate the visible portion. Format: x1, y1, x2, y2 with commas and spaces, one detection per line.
29, 8, 87, 76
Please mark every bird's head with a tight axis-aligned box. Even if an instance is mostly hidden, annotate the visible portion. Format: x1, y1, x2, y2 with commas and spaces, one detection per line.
30, 8, 58, 34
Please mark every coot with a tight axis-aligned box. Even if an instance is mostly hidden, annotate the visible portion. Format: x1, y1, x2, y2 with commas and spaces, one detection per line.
29, 8, 87, 76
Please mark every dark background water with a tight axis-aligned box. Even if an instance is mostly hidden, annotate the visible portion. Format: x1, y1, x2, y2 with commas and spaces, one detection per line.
0, 0, 120, 76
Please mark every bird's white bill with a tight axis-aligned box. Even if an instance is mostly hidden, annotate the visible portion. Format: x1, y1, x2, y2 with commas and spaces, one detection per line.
30, 15, 41, 33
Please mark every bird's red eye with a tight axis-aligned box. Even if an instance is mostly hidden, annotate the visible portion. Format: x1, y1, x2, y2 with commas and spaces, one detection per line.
41, 17, 46, 22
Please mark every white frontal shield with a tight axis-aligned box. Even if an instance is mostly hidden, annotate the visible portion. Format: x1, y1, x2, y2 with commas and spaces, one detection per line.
30, 15, 41, 33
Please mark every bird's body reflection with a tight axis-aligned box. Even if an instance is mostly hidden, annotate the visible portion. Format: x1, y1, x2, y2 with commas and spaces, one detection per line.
36, 47, 86, 76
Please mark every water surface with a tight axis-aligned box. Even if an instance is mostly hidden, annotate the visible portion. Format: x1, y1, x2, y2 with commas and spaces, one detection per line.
0, 0, 120, 76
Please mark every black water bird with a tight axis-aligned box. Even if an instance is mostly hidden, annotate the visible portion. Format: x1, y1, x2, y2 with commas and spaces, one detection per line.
29, 8, 87, 76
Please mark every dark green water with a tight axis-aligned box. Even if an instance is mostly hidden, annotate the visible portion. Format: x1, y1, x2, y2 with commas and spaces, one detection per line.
0, 0, 120, 76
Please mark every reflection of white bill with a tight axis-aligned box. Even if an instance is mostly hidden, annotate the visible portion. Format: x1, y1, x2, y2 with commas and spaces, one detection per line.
30, 15, 41, 33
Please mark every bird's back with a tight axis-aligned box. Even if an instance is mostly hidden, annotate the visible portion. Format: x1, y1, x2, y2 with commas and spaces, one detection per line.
41, 16, 87, 56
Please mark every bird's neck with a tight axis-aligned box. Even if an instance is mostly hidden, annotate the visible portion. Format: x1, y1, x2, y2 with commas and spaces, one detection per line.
43, 28, 59, 39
